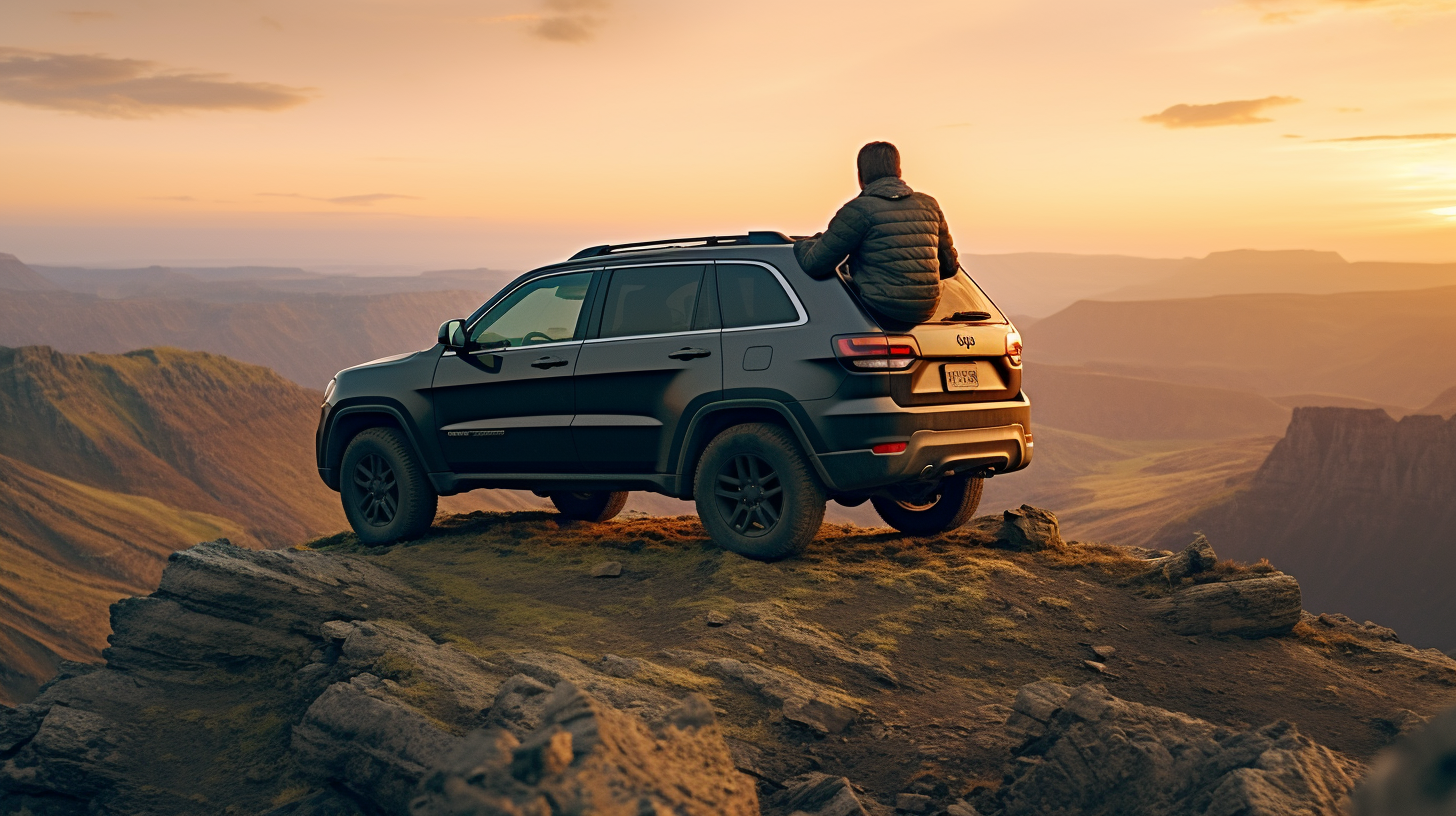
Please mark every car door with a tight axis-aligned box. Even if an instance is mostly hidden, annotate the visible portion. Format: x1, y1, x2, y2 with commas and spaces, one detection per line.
571, 263, 722, 473
431, 270, 596, 473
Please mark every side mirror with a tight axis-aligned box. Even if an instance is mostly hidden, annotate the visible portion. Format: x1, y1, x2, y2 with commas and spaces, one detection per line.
438, 319, 467, 350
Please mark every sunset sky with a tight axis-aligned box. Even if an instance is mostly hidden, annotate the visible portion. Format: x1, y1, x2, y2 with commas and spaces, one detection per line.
1, 0, 1453, 271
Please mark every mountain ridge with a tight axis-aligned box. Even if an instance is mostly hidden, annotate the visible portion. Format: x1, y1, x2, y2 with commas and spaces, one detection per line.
1160, 407, 1456, 653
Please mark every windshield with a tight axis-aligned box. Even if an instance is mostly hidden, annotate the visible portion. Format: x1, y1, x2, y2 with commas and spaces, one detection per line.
930, 270, 1007, 324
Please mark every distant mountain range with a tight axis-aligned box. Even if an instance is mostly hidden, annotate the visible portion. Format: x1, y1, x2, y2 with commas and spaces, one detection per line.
965, 249, 1456, 318
1028, 284, 1456, 408
1161, 407, 1456, 654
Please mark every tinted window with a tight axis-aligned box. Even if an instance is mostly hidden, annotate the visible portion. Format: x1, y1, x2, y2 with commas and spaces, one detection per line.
470, 271, 592, 349
599, 265, 704, 339
717, 264, 799, 329
930, 270, 1007, 324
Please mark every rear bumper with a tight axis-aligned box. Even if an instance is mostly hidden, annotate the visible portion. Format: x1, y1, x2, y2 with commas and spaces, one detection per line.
807, 393, 1033, 493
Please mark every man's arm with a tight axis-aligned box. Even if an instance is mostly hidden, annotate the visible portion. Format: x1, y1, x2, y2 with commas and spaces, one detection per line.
794, 202, 869, 281
936, 201, 960, 280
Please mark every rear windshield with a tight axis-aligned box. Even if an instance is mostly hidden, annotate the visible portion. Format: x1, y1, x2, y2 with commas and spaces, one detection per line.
929, 270, 1007, 324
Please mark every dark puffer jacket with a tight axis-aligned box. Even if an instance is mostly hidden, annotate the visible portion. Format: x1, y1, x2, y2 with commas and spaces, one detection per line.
794, 176, 959, 324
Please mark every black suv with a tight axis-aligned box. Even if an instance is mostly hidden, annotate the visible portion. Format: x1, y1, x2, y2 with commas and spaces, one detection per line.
316, 232, 1032, 559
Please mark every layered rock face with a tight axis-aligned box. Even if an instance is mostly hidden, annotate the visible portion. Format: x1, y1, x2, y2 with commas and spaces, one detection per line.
0, 540, 758, 815
1167, 407, 1456, 652
993, 682, 1363, 816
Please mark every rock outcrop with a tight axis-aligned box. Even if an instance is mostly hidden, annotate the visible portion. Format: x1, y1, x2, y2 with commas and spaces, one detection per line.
1149, 574, 1303, 637
1168, 407, 1456, 652
4, 514, 1456, 816
989, 681, 1364, 816
412, 683, 757, 816
0, 540, 752, 815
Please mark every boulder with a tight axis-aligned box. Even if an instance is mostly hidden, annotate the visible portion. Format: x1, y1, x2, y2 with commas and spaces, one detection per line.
1132, 535, 1218, 585
992, 682, 1362, 816
291, 674, 462, 813
968, 506, 1065, 552
768, 772, 881, 816
1150, 574, 1303, 637
411, 682, 758, 816
1352, 704, 1456, 816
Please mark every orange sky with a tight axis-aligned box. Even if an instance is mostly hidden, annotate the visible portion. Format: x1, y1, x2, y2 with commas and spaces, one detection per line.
1, 0, 1453, 270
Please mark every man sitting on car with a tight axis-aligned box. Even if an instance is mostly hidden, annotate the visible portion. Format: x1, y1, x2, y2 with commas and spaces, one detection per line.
794, 141, 960, 324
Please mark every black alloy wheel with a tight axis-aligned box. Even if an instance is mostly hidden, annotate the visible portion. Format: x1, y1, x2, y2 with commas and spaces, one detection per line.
694, 423, 826, 561
353, 453, 399, 526
870, 473, 984, 536
714, 454, 784, 537
340, 427, 438, 545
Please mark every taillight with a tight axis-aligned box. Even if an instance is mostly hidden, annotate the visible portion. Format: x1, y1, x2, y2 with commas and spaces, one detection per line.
1005, 330, 1023, 366
833, 334, 920, 371
872, 441, 908, 455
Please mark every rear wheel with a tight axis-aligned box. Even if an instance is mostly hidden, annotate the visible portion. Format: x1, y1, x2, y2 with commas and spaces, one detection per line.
550, 491, 629, 522
694, 423, 825, 561
341, 427, 437, 545
871, 474, 983, 536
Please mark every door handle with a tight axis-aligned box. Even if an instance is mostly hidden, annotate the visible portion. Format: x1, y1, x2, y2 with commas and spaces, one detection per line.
668, 347, 712, 360
531, 356, 569, 369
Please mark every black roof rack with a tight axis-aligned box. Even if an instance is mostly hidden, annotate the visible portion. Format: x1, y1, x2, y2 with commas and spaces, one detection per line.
568, 231, 795, 261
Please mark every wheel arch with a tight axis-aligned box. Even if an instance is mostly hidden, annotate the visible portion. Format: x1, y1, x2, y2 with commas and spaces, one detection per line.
323, 406, 425, 489
674, 400, 835, 498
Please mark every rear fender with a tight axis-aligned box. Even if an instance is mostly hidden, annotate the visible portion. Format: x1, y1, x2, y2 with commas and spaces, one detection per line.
674, 399, 838, 497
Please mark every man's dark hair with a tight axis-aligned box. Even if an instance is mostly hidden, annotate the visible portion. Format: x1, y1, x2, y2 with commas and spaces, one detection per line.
857, 141, 901, 184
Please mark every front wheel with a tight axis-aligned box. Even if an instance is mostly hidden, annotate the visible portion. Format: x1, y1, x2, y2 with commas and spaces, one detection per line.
871, 474, 983, 536
341, 427, 438, 545
549, 491, 629, 522
694, 423, 825, 561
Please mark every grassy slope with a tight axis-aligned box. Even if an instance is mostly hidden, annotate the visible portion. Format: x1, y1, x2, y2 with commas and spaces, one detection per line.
0, 452, 241, 705
308, 511, 1456, 801
0, 345, 342, 546
0, 345, 351, 703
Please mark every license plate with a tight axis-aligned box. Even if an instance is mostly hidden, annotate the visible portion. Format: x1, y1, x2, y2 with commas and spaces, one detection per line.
944, 363, 982, 391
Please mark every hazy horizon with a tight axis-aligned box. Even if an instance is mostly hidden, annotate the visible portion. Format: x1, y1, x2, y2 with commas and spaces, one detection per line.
3, 0, 1454, 270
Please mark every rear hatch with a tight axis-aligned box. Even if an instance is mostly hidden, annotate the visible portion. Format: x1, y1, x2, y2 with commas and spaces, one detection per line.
895, 272, 1021, 406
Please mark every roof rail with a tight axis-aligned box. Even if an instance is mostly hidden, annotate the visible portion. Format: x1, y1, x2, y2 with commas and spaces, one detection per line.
568, 231, 794, 261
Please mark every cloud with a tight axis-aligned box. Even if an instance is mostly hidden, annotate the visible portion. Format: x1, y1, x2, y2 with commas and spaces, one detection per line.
0, 47, 311, 118
1142, 96, 1300, 129
62, 11, 112, 22
145, 195, 198, 202
1314, 133, 1456, 142
259, 193, 420, 206
258, 16, 283, 32
1245, 0, 1456, 22
483, 0, 609, 43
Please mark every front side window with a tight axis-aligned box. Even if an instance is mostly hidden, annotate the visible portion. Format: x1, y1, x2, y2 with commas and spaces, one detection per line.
717, 263, 799, 329
470, 272, 592, 349
598, 265, 704, 339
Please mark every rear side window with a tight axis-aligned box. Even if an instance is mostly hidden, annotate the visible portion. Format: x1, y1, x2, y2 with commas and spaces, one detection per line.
717, 263, 799, 329
598, 265, 705, 339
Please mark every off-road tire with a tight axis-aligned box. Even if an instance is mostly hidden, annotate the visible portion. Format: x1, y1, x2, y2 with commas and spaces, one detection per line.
694, 423, 826, 561
341, 427, 437, 546
871, 474, 984, 536
550, 490, 630, 522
